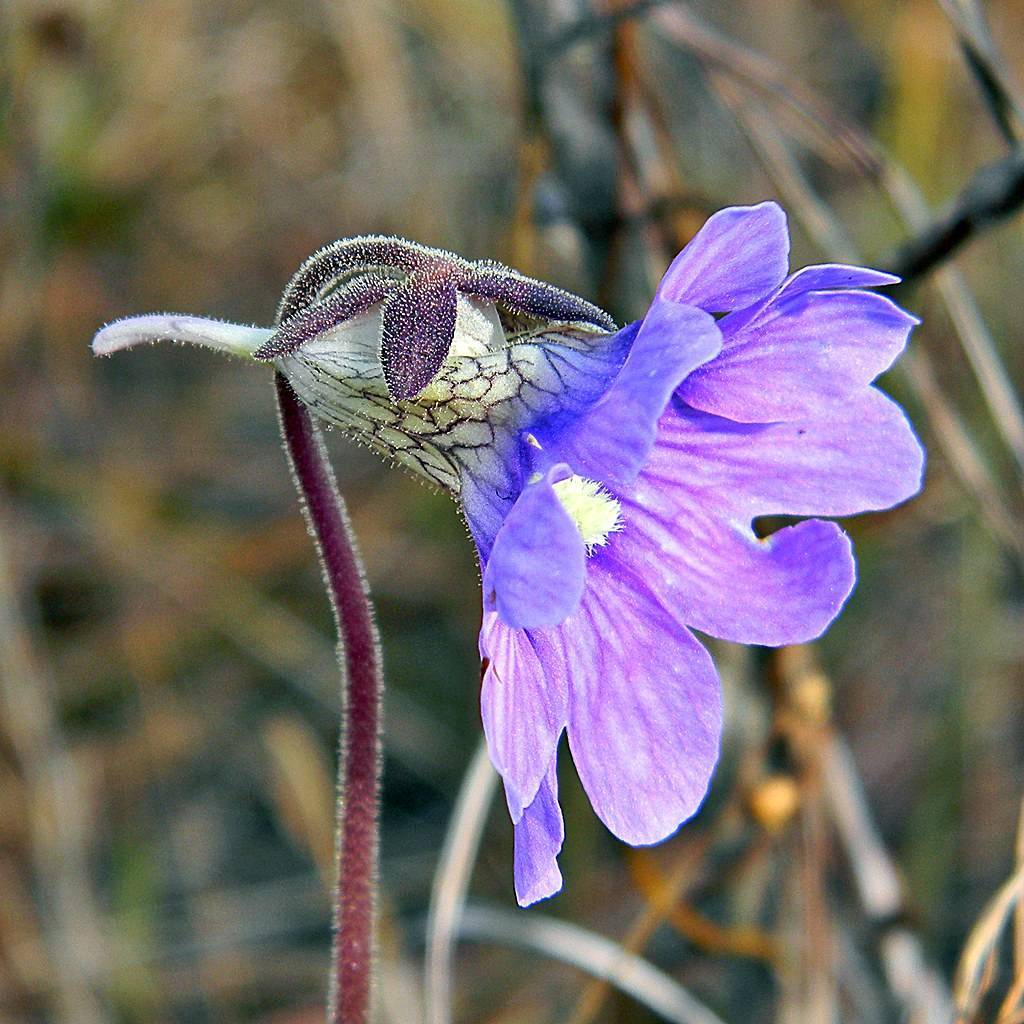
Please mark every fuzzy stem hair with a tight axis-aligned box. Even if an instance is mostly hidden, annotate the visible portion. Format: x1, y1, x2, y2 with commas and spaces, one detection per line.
275, 371, 383, 1024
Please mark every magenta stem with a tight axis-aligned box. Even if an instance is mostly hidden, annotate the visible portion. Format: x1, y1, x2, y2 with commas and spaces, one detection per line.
275, 372, 382, 1024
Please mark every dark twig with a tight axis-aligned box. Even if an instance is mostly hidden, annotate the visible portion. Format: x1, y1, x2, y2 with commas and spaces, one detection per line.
556, 3, 882, 177
507, 0, 621, 284
885, 148, 1024, 283
935, 0, 1024, 145
557, 2, 1024, 289
276, 372, 383, 1024
653, 3, 1024, 283
959, 42, 1022, 146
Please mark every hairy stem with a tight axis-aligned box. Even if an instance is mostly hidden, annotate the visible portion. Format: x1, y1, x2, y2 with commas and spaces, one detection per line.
275, 371, 383, 1024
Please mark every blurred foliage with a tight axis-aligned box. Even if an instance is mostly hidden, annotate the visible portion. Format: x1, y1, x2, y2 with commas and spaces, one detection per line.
1, 0, 1023, 1021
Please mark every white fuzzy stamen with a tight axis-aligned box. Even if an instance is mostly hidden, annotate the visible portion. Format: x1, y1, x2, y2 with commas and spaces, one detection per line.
552, 475, 623, 552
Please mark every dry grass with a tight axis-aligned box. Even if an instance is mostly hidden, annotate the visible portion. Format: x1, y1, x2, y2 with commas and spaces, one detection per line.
2, 0, 1023, 1020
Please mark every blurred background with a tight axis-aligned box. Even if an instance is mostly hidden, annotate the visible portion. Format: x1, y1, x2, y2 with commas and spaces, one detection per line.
2, 0, 1023, 1021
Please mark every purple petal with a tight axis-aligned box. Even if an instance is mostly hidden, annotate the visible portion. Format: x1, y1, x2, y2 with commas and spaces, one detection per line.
680, 288, 917, 422
775, 264, 901, 298
656, 202, 789, 312
615, 500, 856, 646
458, 329, 637, 562
460, 466, 523, 565
539, 304, 721, 490
605, 391, 923, 645
483, 464, 586, 630
556, 563, 722, 844
512, 759, 564, 906
654, 390, 925, 519
480, 611, 567, 822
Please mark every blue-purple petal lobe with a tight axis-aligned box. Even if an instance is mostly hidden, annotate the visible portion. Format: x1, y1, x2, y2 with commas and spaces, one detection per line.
656, 202, 790, 312
542, 303, 721, 489
512, 759, 565, 906
479, 611, 566, 823
776, 263, 901, 296
557, 563, 722, 844
656, 390, 925, 519
483, 464, 586, 630
680, 288, 918, 422
615, 502, 856, 646
603, 390, 923, 645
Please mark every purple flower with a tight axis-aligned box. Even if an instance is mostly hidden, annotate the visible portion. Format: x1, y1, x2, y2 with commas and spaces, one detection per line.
92, 203, 924, 907
463, 203, 923, 905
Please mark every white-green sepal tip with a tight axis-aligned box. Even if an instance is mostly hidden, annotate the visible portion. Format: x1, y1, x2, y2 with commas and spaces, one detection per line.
92, 314, 273, 359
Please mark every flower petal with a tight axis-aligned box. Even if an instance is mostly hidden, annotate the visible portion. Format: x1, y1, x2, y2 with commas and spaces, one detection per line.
92, 314, 272, 358
680, 287, 917, 422
616, 503, 856, 646
480, 610, 567, 822
540, 303, 721, 489
457, 328, 637, 560
512, 758, 564, 907
656, 202, 789, 312
606, 391, 923, 645
653, 390, 925, 519
774, 263, 900, 296
556, 563, 722, 844
482, 464, 586, 630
